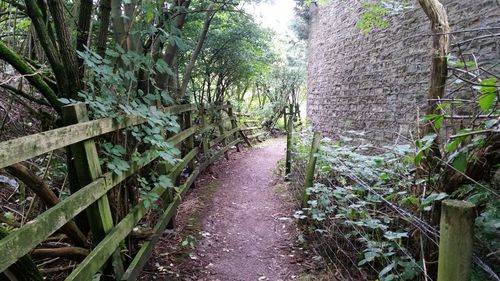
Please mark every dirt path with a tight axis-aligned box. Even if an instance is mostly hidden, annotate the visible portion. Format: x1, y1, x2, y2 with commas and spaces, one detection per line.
190, 138, 298, 281
138, 138, 300, 281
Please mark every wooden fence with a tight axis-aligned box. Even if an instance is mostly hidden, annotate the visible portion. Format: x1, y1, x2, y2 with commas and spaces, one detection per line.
0, 102, 252, 280
235, 112, 266, 142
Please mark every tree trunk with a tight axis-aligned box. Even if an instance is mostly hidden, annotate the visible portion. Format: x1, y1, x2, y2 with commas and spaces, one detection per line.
418, 0, 450, 135
417, 2, 450, 278
179, 4, 218, 101
47, 0, 82, 98
96, 0, 111, 57
24, 0, 68, 97
157, 0, 192, 94
76, 0, 94, 77
110, 0, 127, 48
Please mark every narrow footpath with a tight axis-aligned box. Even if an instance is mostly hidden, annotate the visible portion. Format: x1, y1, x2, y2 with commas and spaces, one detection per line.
140, 138, 300, 281
193, 138, 298, 281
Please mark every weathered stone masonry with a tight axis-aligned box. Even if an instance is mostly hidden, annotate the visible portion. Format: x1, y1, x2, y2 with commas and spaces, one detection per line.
307, 0, 500, 142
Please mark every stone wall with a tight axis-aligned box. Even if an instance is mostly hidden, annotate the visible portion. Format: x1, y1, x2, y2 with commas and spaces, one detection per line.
307, 0, 500, 142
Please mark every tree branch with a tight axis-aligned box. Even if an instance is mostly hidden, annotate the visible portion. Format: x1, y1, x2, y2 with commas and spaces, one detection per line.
24, 0, 69, 99
180, 4, 218, 100
0, 83, 50, 106
5, 163, 87, 246
0, 40, 62, 113
31, 247, 89, 261
2, 0, 26, 12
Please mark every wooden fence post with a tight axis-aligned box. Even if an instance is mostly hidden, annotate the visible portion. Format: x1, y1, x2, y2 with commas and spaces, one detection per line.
301, 132, 321, 208
158, 162, 176, 229
61, 103, 124, 277
217, 105, 229, 160
283, 106, 287, 129
183, 107, 195, 188
285, 104, 294, 181
200, 105, 210, 161
227, 102, 240, 152
437, 200, 475, 281
238, 126, 252, 148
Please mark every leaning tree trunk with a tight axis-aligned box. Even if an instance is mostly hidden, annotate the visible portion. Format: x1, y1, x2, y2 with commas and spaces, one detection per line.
179, 4, 218, 101
417, 1, 450, 278
418, 0, 450, 134
417, 0, 450, 189
157, 0, 192, 96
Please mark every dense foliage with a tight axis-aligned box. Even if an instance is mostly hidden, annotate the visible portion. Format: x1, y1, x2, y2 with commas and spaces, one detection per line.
293, 128, 498, 280
0, 0, 305, 279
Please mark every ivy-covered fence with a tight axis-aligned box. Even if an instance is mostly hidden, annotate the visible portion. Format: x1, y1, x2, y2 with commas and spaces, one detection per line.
0, 102, 249, 281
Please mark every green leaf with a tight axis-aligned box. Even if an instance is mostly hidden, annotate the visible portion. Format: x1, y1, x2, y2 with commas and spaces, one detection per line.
413, 134, 436, 165
479, 93, 496, 113
434, 115, 444, 129
453, 60, 476, 69
452, 152, 467, 172
105, 48, 120, 58
401, 195, 419, 207
379, 261, 396, 277
485, 119, 498, 129
479, 77, 497, 95
155, 59, 174, 75
445, 137, 465, 152
421, 114, 445, 129
383, 231, 408, 240
157, 175, 172, 189
379, 173, 389, 181
421, 192, 448, 211
421, 114, 440, 122
478, 77, 497, 112
3, 212, 14, 221
58, 98, 77, 105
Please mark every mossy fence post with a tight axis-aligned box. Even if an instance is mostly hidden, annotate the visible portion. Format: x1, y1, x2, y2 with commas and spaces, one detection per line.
285, 104, 293, 181
216, 104, 229, 160
437, 199, 475, 281
283, 105, 287, 129
301, 132, 321, 208
227, 102, 240, 152
61, 103, 124, 277
200, 104, 210, 161
184, 106, 195, 173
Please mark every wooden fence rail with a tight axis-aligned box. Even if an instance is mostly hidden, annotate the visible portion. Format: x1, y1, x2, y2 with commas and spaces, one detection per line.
0, 102, 250, 280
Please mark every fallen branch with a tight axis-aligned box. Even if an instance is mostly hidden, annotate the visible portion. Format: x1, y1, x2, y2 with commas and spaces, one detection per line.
39, 264, 76, 274
130, 227, 155, 240
5, 163, 88, 246
449, 129, 500, 139
31, 247, 89, 261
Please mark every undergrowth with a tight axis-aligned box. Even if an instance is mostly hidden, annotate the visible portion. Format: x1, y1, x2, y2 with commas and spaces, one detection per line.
292, 128, 499, 281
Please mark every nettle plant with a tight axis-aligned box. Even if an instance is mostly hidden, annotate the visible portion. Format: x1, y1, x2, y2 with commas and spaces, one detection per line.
294, 130, 423, 280
72, 45, 182, 207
